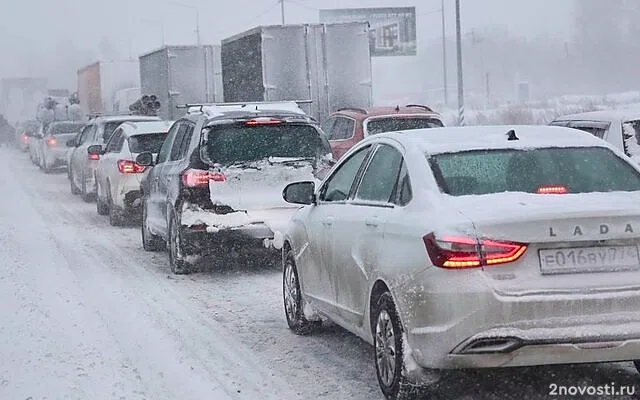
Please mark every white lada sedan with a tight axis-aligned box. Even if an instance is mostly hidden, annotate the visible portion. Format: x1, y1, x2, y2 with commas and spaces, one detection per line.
281, 125, 640, 399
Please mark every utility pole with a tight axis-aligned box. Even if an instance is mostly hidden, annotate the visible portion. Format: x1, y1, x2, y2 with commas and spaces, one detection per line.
280, 0, 285, 25
441, 0, 448, 107
455, 0, 465, 126
195, 7, 201, 46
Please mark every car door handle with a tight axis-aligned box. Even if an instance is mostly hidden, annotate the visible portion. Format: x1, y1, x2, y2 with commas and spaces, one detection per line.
365, 217, 380, 227
322, 217, 334, 226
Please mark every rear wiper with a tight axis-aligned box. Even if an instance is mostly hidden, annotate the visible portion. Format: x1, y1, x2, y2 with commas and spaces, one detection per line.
268, 156, 315, 165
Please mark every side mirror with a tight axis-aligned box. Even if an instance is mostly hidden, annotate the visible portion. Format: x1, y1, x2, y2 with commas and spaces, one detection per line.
87, 144, 104, 156
283, 181, 316, 205
66, 139, 76, 147
136, 152, 154, 167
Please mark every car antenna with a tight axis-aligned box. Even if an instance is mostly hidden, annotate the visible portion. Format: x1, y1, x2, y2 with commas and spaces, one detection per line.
506, 129, 519, 141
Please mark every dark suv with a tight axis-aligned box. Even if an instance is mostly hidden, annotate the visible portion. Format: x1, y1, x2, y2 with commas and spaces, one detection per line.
136, 102, 334, 274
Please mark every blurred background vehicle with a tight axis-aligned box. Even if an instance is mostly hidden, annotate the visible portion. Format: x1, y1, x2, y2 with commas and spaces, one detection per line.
39, 120, 86, 173
91, 120, 173, 226
66, 115, 160, 202
323, 105, 444, 160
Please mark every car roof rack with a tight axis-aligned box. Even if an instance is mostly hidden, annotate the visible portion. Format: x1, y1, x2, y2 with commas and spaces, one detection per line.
337, 107, 368, 114
405, 104, 434, 112
177, 100, 312, 117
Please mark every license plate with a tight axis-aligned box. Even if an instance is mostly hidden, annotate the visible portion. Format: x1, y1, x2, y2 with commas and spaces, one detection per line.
539, 245, 640, 274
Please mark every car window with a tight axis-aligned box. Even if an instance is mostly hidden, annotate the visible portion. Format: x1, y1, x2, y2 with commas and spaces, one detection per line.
320, 146, 370, 202
105, 128, 125, 153
322, 117, 336, 138
364, 117, 443, 136
567, 121, 610, 139
430, 147, 640, 196
175, 124, 195, 160
355, 144, 403, 203
205, 123, 330, 164
80, 125, 96, 144
622, 120, 640, 157
393, 162, 413, 206
549, 120, 570, 127
157, 122, 181, 164
128, 133, 168, 154
330, 117, 355, 141
46, 122, 85, 135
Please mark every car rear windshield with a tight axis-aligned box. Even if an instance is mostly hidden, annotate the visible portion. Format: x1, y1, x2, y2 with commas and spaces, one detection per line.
47, 122, 85, 135
205, 123, 331, 164
128, 133, 167, 154
429, 146, 640, 196
366, 117, 443, 136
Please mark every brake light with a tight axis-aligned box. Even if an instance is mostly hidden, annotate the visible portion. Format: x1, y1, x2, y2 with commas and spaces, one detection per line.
245, 118, 283, 126
181, 168, 227, 187
89, 153, 100, 161
117, 159, 146, 174
22, 134, 29, 142
423, 233, 527, 268
537, 185, 568, 194
47, 137, 57, 146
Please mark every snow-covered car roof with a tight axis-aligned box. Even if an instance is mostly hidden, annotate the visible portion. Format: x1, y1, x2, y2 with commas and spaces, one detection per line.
553, 109, 640, 122
95, 115, 161, 123
371, 125, 608, 154
119, 120, 175, 136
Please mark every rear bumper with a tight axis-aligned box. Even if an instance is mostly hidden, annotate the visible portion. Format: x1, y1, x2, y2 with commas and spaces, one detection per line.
397, 268, 640, 370
111, 176, 143, 212
43, 148, 69, 167
180, 223, 276, 256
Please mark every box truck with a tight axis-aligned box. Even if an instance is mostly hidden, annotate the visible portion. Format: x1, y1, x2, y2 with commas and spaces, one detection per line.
139, 45, 223, 120
221, 23, 373, 123
77, 60, 140, 116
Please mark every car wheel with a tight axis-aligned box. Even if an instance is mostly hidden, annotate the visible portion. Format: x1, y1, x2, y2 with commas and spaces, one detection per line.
141, 202, 164, 252
80, 171, 95, 202
633, 360, 640, 375
283, 250, 321, 335
69, 169, 81, 195
96, 194, 109, 215
107, 185, 125, 227
374, 292, 429, 400
168, 212, 190, 274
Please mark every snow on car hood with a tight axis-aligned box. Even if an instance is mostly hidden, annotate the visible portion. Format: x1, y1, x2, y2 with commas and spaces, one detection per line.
209, 158, 320, 211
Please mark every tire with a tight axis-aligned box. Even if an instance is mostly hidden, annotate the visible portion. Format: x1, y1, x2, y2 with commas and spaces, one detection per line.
69, 169, 81, 195
168, 212, 191, 274
283, 250, 321, 335
96, 195, 109, 215
633, 360, 640, 374
107, 185, 125, 227
80, 171, 96, 203
141, 202, 164, 251
373, 292, 430, 400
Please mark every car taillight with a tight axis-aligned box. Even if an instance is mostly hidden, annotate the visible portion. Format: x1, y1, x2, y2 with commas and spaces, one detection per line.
181, 168, 227, 188
23, 134, 29, 142
537, 185, 568, 194
245, 118, 282, 126
47, 137, 57, 146
117, 159, 146, 174
423, 233, 527, 269
88, 153, 100, 161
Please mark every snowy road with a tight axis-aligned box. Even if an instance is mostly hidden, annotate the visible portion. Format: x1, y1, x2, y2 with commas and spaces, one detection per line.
1, 147, 639, 400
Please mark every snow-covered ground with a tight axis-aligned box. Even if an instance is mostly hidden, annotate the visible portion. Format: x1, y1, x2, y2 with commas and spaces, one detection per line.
1, 147, 639, 399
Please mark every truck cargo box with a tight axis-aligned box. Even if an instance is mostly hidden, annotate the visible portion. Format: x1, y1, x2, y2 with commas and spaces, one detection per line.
139, 45, 223, 120
221, 23, 372, 123
77, 60, 140, 116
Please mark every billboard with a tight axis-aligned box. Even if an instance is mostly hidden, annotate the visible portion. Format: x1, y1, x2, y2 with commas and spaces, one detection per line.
319, 7, 416, 57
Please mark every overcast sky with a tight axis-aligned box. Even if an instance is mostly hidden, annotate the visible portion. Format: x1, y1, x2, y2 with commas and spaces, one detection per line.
0, 0, 575, 87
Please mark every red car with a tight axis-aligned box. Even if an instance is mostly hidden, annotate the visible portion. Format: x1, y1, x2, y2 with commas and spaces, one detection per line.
322, 105, 444, 160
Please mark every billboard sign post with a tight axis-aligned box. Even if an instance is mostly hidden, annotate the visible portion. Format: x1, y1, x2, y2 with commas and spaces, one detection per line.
319, 7, 417, 57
